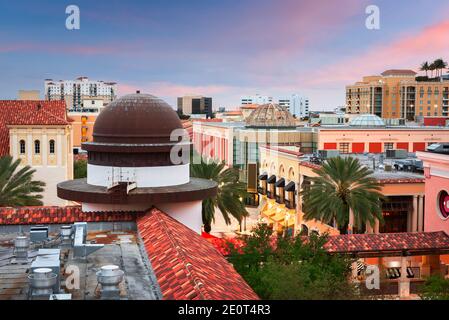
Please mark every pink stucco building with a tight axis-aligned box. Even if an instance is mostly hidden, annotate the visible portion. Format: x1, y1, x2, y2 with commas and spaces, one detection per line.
418, 149, 449, 235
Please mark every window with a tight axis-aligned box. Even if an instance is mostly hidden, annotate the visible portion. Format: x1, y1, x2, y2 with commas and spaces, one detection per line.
49, 140, 55, 154
19, 140, 26, 154
339, 143, 349, 154
384, 143, 394, 150
34, 140, 40, 154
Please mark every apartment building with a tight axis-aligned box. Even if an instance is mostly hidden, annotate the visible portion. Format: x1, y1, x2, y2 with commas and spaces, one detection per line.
346, 69, 449, 121
45, 77, 117, 111
278, 94, 310, 118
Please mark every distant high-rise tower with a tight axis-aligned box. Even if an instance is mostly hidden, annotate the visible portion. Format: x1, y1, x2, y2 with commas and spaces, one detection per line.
278, 94, 310, 118
44, 77, 117, 111
240, 94, 273, 105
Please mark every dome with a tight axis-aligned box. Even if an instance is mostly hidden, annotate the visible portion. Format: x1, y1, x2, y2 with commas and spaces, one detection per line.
92, 93, 183, 144
349, 114, 385, 128
245, 103, 296, 128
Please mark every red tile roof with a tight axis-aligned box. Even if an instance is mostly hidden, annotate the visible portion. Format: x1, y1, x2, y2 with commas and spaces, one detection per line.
381, 69, 417, 76
0, 206, 138, 225
0, 100, 69, 156
137, 208, 259, 300
324, 231, 449, 255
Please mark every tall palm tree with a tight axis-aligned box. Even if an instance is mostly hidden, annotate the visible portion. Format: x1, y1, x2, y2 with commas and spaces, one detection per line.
0, 156, 45, 207
190, 157, 249, 233
420, 61, 430, 77
434, 58, 447, 78
429, 61, 437, 78
301, 156, 384, 234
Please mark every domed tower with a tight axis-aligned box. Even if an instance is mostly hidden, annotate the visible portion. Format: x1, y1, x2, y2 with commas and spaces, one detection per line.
245, 103, 297, 128
58, 93, 217, 233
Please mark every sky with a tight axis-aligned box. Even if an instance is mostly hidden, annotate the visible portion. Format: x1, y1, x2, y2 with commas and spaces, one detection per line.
1, 0, 449, 111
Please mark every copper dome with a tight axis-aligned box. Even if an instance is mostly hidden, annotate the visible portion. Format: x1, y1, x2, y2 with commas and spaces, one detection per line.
92, 93, 183, 144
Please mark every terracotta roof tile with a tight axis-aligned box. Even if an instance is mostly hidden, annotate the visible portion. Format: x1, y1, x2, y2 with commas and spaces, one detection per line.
0, 100, 68, 156
324, 232, 449, 254
0, 206, 138, 225
137, 208, 259, 300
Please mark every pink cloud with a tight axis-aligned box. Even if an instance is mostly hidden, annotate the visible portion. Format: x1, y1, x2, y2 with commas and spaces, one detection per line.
118, 82, 234, 97
306, 19, 449, 87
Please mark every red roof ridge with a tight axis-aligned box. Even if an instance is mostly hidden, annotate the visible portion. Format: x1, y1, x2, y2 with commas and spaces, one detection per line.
137, 207, 258, 300
147, 207, 210, 299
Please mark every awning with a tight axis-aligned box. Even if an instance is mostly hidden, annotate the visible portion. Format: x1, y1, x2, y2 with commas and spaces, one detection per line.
258, 173, 268, 180
275, 178, 285, 188
285, 181, 295, 192
267, 175, 276, 184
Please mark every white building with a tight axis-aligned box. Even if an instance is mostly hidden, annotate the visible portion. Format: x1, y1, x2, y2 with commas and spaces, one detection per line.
240, 94, 273, 105
278, 94, 310, 119
45, 77, 117, 111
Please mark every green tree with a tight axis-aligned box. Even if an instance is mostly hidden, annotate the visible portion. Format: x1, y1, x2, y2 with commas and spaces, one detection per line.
0, 156, 45, 206
228, 223, 357, 300
420, 275, 449, 300
420, 61, 430, 78
301, 156, 384, 234
190, 157, 248, 232
74, 159, 87, 179
434, 58, 447, 78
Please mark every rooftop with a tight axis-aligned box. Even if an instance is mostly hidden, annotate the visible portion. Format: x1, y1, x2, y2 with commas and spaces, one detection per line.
292, 152, 425, 183
0, 206, 258, 300
324, 231, 449, 257
0, 100, 69, 156
381, 69, 417, 77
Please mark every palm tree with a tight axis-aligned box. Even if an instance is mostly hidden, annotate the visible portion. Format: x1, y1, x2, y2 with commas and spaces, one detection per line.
190, 157, 249, 233
434, 58, 447, 78
420, 61, 430, 77
301, 156, 384, 234
429, 61, 437, 78
0, 156, 45, 207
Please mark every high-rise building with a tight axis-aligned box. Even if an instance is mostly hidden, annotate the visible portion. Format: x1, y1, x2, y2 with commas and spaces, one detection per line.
177, 95, 213, 118
278, 94, 310, 118
44, 77, 117, 112
241, 94, 309, 118
240, 94, 273, 105
346, 69, 449, 121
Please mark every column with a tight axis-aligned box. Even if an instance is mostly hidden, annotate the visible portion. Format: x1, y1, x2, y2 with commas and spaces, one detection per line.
411, 195, 418, 232
351, 261, 359, 280
374, 219, 380, 234
418, 196, 424, 232
27, 132, 32, 165
366, 221, 374, 234
57, 134, 62, 166
42, 132, 48, 166
399, 256, 410, 298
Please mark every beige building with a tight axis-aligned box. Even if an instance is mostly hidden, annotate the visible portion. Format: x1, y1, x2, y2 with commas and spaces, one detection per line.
0, 100, 73, 205
346, 69, 449, 120
18, 90, 40, 100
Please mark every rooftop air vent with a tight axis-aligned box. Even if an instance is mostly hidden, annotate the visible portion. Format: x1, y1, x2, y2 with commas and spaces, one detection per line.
14, 236, 30, 263
96, 265, 124, 299
28, 268, 58, 298
60, 225, 73, 246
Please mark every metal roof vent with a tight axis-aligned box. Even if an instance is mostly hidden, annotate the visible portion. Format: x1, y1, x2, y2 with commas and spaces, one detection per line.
14, 236, 30, 263
60, 225, 73, 246
28, 268, 58, 298
96, 265, 124, 299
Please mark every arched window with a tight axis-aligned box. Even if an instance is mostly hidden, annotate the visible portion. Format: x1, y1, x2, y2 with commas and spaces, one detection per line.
49, 140, 55, 154
19, 140, 26, 154
34, 140, 40, 154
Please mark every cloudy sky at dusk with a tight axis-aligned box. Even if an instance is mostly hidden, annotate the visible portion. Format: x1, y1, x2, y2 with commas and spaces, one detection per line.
1, 0, 449, 110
